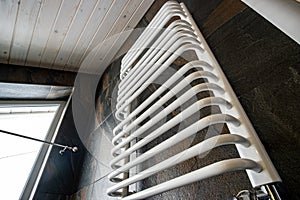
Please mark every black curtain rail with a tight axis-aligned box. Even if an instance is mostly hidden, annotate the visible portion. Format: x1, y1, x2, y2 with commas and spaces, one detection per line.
0, 129, 78, 155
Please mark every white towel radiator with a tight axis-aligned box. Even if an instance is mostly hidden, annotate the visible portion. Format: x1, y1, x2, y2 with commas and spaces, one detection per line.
107, 1, 281, 199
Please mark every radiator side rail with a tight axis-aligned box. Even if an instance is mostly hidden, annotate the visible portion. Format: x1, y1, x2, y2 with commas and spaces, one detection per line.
180, 2, 281, 187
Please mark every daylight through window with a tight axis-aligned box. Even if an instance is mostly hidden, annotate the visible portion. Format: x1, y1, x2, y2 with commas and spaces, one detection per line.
0, 104, 60, 200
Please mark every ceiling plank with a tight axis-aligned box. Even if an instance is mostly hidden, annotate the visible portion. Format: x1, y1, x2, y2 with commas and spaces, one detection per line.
0, 0, 155, 73
52, 0, 99, 71
39, 0, 81, 68
79, 0, 142, 72
0, 0, 19, 63
78, 0, 128, 69
63, 0, 114, 71
25, 0, 62, 67
9, 0, 42, 65
96, 0, 155, 72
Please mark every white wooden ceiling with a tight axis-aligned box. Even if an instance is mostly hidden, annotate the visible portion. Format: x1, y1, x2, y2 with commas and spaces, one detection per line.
0, 0, 154, 73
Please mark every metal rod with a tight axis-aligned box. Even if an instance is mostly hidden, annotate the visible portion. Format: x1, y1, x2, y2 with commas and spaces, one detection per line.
0, 129, 77, 155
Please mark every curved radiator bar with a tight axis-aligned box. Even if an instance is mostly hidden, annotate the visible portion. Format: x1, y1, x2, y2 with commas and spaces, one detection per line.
122, 3, 184, 68
112, 87, 226, 156
117, 28, 197, 100
121, 6, 187, 77
118, 20, 194, 90
116, 43, 204, 120
107, 134, 250, 195
113, 60, 213, 137
111, 97, 231, 163
113, 78, 222, 145
117, 37, 202, 112
121, 158, 262, 200
109, 114, 240, 180
121, 2, 186, 75
108, 1, 281, 199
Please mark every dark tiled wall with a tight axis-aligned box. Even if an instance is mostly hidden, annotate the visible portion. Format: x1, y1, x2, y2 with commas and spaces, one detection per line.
203, 7, 300, 200
66, 59, 122, 200
33, 103, 87, 199
0, 63, 76, 86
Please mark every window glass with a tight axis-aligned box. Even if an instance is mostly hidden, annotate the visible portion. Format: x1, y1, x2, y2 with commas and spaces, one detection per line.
0, 104, 59, 200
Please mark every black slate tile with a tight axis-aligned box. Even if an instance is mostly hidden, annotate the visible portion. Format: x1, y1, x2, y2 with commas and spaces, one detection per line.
239, 85, 300, 199
206, 8, 300, 96
0, 63, 76, 86
77, 151, 98, 190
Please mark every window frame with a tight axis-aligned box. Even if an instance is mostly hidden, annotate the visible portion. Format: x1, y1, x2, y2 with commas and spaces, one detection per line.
0, 96, 72, 199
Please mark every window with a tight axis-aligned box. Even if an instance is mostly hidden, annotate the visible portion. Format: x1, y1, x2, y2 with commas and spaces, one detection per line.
0, 101, 67, 200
